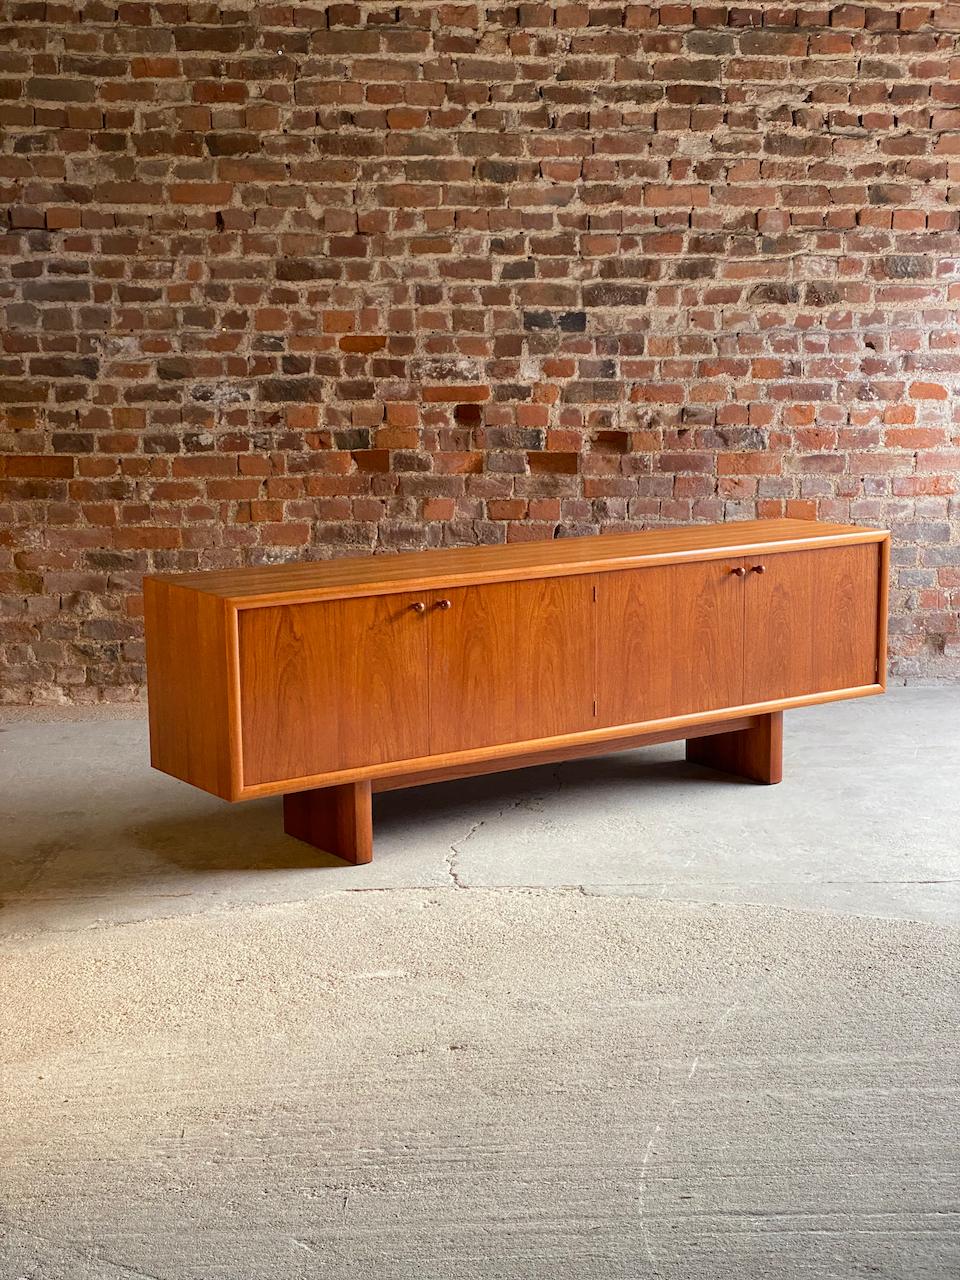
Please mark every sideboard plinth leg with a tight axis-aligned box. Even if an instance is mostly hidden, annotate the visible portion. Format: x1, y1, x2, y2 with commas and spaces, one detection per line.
283, 781, 374, 864
686, 711, 783, 785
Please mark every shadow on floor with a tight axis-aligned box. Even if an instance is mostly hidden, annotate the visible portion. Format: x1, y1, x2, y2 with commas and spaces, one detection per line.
138, 754, 748, 870
132, 801, 340, 874
379, 751, 751, 820
2, 750, 748, 907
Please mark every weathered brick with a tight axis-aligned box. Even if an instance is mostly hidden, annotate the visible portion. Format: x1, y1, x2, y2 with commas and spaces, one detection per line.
423, 385, 491, 403
31, 357, 99, 379
260, 379, 326, 402
0, 1, 956, 702
27, 77, 96, 102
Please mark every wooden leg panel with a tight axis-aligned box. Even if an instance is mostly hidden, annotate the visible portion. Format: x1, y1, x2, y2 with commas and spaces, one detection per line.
686, 711, 783, 785
283, 780, 374, 864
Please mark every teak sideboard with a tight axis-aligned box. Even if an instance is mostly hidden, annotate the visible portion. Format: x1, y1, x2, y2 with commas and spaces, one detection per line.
144, 518, 890, 865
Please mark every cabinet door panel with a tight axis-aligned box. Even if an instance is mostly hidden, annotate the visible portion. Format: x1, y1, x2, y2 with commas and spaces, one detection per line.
743, 544, 880, 704
239, 593, 429, 786
427, 582, 518, 754
597, 560, 745, 727
429, 575, 596, 755
515, 575, 596, 742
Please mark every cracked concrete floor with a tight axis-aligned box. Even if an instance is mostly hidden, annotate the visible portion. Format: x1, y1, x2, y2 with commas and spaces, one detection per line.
1, 687, 959, 1278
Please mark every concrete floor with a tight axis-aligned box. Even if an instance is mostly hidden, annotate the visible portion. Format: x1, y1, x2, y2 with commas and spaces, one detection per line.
1, 688, 959, 1277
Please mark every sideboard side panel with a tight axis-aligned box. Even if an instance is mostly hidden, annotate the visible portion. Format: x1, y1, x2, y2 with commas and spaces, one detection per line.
144, 580, 238, 799
877, 533, 891, 690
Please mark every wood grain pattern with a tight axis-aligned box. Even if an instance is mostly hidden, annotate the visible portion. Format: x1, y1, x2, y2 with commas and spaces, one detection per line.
239, 592, 429, 787
242, 683, 882, 799
144, 579, 238, 800
149, 519, 886, 608
426, 583, 518, 754
512, 575, 597, 742
427, 576, 596, 753
597, 559, 746, 727
283, 781, 373, 864
743, 544, 881, 705
686, 711, 783, 784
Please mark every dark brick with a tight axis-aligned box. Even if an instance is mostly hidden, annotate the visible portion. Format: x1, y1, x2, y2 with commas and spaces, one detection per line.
27, 77, 96, 102
558, 311, 587, 332
156, 358, 191, 380
260, 378, 325, 402
804, 283, 842, 307
31, 357, 99, 378
478, 160, 518, 183
205, 133, 261, 156
750, 283, 801, 305
583, 284, 650, 307
277, 259, 329, 281
885, 255, 929, 279
21, 280, 91, 303
454, 403, 483, 424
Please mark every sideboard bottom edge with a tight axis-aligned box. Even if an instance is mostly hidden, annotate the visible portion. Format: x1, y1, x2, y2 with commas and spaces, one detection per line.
232, 682, 884, 801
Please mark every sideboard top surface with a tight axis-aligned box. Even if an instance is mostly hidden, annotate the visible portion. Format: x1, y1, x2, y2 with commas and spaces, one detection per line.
149, 518, 888, 607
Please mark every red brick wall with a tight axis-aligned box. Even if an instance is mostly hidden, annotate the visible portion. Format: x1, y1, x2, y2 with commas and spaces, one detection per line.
2, 2, 959, 702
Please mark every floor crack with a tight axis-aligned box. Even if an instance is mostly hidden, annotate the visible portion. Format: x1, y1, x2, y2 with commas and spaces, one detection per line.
446, 818, 485, 888
442, 777, 562, 889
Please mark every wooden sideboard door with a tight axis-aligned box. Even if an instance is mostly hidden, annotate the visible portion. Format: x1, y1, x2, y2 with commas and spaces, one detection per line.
427, 575, 597, 755
742, 544, 881, 704
239, 593, 430, 786
596, 559, 746, 727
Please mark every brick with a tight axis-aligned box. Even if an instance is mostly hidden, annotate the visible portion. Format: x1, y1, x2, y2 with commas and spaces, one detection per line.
0, 2, 956, 702
11, 207, 45, 229
340, 335, 387, 353
910, 382, 948, 400
583, 284, 650, 307
27, 77, 95, 102
644, 184, 711, 206
387, 107, 428, 129
96, 181, 162, 204
422, 498, 456, 520
169, 183, 233, 205
31, 357, 99, 379
0, 455, 74, 478
131, 58, 180, 78
260, 379, 325, 402
423, 385, 491, 402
